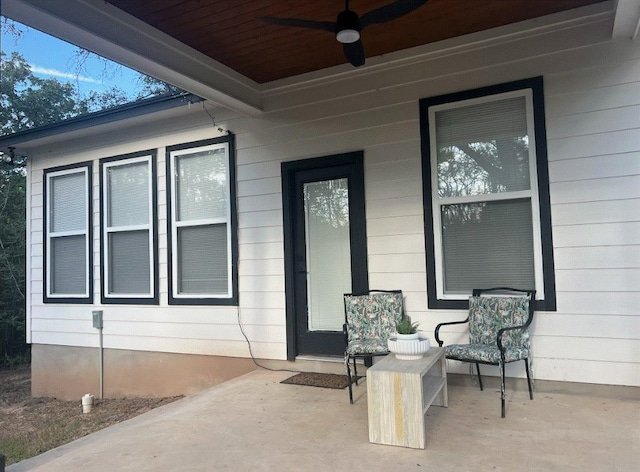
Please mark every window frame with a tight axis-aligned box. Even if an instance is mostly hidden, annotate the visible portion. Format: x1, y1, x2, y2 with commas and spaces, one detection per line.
419, 77, 556, 311
166, 135, 238, 305
43, 162, 93, 303
99, 151, 158, 304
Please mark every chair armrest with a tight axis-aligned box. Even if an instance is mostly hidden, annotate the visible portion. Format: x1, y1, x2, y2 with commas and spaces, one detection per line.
434, 318, 469, 347
496, 325, 528, 352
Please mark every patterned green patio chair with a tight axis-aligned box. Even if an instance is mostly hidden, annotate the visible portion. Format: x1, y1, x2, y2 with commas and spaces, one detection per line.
343, 290, 404, 404
434, 287, 535, 417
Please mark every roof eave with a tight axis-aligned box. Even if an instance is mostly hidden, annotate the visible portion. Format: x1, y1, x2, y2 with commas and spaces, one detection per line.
0, 93, 203, 149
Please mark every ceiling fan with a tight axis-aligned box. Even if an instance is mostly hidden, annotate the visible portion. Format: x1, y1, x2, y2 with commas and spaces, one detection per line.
258, 0, 429, 67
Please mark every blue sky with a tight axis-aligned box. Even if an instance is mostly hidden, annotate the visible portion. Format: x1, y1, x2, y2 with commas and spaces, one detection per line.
2, 18, 146, 99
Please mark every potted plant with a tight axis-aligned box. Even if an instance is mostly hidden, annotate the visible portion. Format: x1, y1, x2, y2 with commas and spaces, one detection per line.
395, 316, 420, 341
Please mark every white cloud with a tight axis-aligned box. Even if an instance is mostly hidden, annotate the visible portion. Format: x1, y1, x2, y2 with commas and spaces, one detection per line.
30, 65, 101, 84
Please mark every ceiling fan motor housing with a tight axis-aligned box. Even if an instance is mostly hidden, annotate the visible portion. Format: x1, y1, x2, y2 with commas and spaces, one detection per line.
336, 9, 361, 43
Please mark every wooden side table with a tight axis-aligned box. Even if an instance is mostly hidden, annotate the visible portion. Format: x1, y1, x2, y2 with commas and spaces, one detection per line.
367, 347, 448, 449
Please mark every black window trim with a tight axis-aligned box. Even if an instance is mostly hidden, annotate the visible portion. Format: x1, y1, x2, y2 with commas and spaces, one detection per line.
99, 150, 159, 305
43, 161, 94, 304
165, 134, 239, 306
419, 76, 557, 311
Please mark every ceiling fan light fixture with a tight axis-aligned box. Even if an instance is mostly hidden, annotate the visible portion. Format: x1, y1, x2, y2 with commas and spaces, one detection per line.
336, 28, 360, 43
335, 9, 360, 43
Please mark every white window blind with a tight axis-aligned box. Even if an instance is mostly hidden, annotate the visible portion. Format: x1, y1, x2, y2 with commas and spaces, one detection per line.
51, 235, 86, 294
177, 224, 228, 293
435, 96, 531, 198
108, 230, 151, 294
46, 167, 89, 298
50, 173, 86, 232
435, 96, 528, 149
176, 149, 227, 221
441, 200, 535, 291
107, 161, 149, 227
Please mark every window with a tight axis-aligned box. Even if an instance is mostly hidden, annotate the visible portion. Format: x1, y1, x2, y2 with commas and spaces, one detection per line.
100, 151, 158, 304
166, 135, 238, 305
43, 163, 92, 302
419, 77, 556, 311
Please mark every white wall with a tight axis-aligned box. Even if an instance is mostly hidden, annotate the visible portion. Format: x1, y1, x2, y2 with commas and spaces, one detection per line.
27, 12, 640, 386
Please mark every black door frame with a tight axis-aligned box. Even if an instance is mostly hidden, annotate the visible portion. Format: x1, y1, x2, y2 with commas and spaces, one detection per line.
282, 152, 369, 360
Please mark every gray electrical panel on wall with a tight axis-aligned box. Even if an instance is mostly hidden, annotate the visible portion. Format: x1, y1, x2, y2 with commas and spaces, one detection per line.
92, 310, 103, 329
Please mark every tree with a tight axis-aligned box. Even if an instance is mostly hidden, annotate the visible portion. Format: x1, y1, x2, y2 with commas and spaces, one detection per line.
0, 18, 185, 365
0, 157, 26, 363
1, 51, 86, 134
0, 51, 91, 364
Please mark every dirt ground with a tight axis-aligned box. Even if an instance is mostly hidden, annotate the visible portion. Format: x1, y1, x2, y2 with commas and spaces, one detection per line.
0, 366, 182, 467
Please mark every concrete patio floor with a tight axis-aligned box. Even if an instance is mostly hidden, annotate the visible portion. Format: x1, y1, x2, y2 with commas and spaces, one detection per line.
8, 368, 640, 472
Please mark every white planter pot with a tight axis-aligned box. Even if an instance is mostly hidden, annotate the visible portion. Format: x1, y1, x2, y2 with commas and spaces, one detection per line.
388, 337, 431, 360
395, 332, 420, 341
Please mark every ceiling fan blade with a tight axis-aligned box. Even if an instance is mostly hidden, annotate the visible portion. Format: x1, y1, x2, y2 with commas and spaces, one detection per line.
360, 0, 429, 28
258, 16, 335, 33
343, 40, 366, 67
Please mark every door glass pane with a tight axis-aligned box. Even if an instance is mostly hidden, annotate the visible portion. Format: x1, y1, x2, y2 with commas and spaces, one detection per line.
304, 178, 352, 331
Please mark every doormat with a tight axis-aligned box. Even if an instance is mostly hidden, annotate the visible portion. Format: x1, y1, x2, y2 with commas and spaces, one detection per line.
280, 372, 362, 390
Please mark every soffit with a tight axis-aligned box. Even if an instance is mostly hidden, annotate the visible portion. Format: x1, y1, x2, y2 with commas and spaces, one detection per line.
106, 0, 607, 84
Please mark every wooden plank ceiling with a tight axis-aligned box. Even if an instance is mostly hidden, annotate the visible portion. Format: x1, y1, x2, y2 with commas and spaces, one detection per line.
106, 0, 606, 84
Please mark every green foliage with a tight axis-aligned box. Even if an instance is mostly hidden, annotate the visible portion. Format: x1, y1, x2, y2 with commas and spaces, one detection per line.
0, 160, 27, 365
136, 75, 183, 100
0, 49, 183, 135
0, 52, 81, 133
395, 316, 419, 334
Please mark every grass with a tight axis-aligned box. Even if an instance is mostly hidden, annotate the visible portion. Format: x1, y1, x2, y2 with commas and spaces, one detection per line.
0, 366, 182, 466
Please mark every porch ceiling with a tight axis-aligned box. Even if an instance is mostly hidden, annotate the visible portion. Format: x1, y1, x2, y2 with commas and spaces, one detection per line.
3, 0, 633, 115
105, 0, 606, 84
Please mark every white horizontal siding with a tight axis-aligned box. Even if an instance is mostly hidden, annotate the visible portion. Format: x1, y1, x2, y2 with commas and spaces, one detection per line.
531, 358, 639, 386
25, 13, 640, 386
554, 246, 640, 269
551, 199, 640, 226
550, 175, 640, 204
367, 215, 424, 236
556, 268, 640, 292
553, 222, 640, 246
555, 291, 640, 315
532, 313, 640, 340
549, 152, 640, 182
368, 253, 426, 273
239, 259, 284, 276
533, 336, 640, 363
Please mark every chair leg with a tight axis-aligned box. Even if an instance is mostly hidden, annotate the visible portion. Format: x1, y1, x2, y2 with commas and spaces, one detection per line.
500, 361, 506, 418
345, 356, 354, 404
525, 358, 534, 400
353, 358, 359, 385
475, 363, 483, 391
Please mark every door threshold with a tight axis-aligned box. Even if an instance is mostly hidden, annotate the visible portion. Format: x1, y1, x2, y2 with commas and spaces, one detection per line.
295, 355, 343, 363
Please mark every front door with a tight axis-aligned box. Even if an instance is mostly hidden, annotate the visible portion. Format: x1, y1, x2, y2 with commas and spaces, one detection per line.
282, 152, 368, 359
